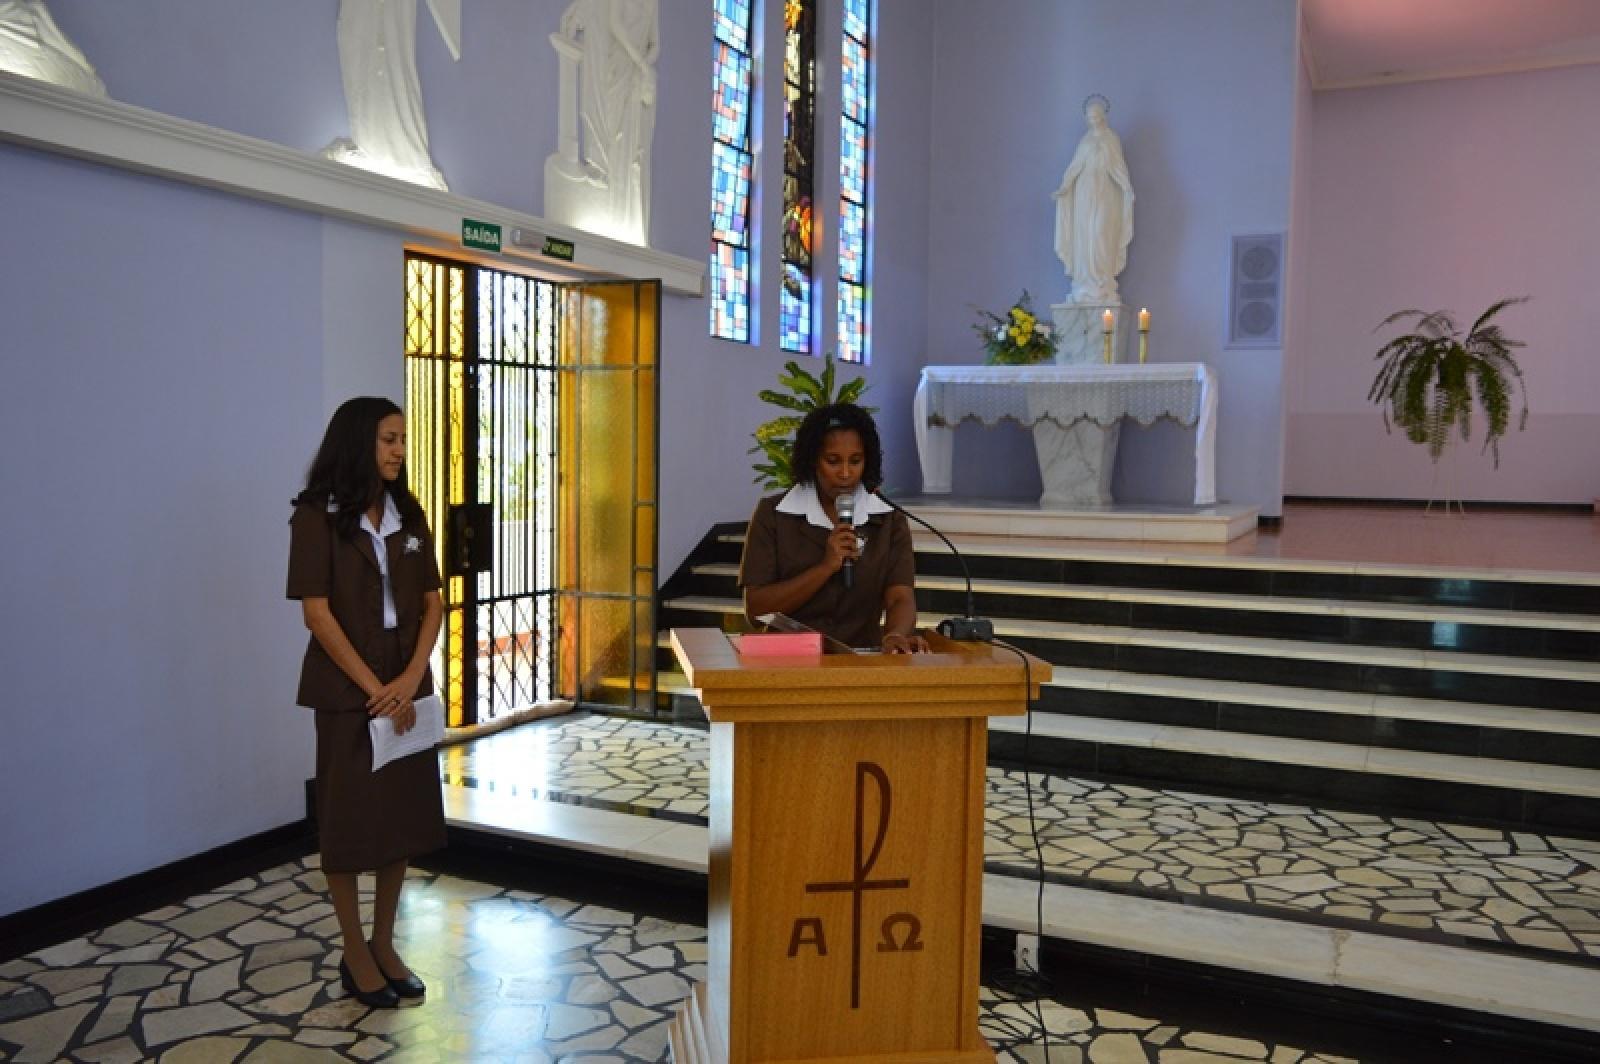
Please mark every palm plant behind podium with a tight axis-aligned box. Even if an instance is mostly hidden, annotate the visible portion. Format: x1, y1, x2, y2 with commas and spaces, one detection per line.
1367, 296, 1530, 468
749, 353, 872, 490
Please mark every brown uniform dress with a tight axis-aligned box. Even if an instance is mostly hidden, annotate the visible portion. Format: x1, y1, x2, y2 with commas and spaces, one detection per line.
737, 493, 917, 648
286, 499, 448, 873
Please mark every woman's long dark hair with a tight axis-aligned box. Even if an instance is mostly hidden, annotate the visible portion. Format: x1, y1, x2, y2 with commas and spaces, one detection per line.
293, 397, 425, 538
789, 403, 883, 490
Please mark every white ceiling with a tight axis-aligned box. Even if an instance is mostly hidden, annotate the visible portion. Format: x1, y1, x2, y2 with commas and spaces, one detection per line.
1302, 0, 1600, 90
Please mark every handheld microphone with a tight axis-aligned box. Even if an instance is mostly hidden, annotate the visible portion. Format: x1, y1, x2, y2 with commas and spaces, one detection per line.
875, 492, 994, 642
836, 493, 855, 590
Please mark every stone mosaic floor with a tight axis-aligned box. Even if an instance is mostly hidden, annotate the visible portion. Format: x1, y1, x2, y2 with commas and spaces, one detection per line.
444, 715, 1600, 962
0, 856, 1361, 1063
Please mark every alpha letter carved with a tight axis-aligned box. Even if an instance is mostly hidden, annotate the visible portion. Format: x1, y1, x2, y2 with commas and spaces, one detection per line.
787, 917, 828, 957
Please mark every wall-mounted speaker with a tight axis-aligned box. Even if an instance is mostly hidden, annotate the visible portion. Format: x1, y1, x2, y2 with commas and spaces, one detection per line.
1227, 233, 1284, 348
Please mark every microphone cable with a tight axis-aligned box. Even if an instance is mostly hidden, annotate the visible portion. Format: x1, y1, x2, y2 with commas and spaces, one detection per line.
980, 636, 1053, 1058
874, 492, 992, 641
873, 491, 1051, 1052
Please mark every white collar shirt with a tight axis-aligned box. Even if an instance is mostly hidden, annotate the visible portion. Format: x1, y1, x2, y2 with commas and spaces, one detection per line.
775, 482, 894, 531
355, 493, 403, 629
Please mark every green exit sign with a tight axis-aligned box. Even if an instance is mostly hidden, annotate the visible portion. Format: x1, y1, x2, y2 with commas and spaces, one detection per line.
461, 218, 502, 252
541, 236, 576, 262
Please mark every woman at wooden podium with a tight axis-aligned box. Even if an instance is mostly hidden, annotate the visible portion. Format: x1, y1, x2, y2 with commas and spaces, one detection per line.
740, 403, 930, 653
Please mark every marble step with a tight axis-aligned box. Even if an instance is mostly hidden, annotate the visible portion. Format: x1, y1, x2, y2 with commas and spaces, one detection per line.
684, 564, 1600, 660
700, 528, 1600, 615
657, 595, 1600, 689
443, 782, 1600, 1036
687, 563, 1600, 633
987, 712, 1600, 801
662, 659, 1600, 742
1039, 665, 1600, 737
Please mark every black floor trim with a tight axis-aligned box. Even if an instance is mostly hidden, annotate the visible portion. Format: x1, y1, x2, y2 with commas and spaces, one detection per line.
0, 818, 316, 963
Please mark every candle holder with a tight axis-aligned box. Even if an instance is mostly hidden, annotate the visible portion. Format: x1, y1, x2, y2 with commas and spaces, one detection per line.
1138, 331, 1148, 364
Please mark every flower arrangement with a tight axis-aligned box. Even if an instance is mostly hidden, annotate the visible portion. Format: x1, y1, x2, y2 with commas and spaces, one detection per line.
973, 291, 1057, 365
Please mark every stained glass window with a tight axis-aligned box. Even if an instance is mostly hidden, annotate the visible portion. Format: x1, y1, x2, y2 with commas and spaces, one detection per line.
781, 0, 816, 354
837, 0, 872, 364
711, 0, 754, 342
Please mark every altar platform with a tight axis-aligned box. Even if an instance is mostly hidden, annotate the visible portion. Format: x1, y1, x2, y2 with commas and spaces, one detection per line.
887, 494, 1259, 544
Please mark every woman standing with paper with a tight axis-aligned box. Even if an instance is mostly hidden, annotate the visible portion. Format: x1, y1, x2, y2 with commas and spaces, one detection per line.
286, 397, 445, 1009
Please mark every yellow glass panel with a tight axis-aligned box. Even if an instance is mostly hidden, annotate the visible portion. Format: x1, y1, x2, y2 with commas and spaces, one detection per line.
574, 284, 638, 367
636, 280, 658, 367
557, 365, 581, 595
635, 368, 656, 502
551, 282, 660, 708
576, 369, 635, 596
635, 503, 654, 571
576, 596, 633, 707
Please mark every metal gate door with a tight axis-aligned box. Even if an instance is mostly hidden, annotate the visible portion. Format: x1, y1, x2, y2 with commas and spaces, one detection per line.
404, 253, 658, 725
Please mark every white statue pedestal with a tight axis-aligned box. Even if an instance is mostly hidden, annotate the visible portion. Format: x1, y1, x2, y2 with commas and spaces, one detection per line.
1041, 302, 1126, 504
1050, 302, 1128, 365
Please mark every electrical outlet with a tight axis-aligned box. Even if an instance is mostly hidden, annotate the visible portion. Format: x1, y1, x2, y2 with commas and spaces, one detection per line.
1014, 932, 1041, 974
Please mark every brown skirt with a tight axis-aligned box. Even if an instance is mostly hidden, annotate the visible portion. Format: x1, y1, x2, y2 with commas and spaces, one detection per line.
314, 631, 446, 873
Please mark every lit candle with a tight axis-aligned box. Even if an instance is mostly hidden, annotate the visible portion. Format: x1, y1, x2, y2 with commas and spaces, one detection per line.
1139, 307, 1150, 332
1102, 309, 1114, 334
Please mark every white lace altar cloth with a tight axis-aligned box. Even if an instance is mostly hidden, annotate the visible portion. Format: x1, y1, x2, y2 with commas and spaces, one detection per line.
913, 363, 1219, 505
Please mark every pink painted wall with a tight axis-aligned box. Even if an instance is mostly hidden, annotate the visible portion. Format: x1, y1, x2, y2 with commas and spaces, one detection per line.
1287, 63, 1600, 503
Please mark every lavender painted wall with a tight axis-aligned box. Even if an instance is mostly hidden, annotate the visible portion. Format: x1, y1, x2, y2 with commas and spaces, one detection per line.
3, 0, 935, 910
0, 146, 324, 915
1287, 64, 1600, 502
925, 0, 1300, 515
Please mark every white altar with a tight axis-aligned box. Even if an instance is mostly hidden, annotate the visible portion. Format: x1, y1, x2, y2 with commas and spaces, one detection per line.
913, 363, 1219, 507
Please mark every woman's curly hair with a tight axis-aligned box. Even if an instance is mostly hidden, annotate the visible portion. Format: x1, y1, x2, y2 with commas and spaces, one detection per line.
789, 403, 883, 489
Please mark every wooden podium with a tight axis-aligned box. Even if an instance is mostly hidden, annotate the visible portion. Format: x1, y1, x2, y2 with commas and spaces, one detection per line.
666, 628, 1045, 1063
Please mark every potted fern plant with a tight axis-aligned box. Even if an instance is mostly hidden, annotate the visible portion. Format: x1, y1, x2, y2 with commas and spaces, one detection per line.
749, 353, 872, 490
1368, 296, 1530, 468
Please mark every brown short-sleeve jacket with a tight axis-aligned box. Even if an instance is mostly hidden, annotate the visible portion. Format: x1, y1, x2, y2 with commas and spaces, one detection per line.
737, 493, 916, 648
286, 500, 442, 713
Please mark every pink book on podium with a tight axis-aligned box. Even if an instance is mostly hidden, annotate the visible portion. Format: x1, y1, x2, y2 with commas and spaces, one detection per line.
735, 632, 822, 656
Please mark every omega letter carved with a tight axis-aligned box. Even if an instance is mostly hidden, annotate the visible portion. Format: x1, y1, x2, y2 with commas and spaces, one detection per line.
795, 761, 916, 1008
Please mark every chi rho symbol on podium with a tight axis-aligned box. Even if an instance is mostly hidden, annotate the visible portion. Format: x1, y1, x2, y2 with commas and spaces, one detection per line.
787, 761, 923, 1008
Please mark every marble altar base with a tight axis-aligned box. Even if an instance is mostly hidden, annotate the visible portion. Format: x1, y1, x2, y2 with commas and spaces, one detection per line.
1033, 419, 1121, 507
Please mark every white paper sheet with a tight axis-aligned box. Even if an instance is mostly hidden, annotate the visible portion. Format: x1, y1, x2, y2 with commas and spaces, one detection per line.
369, 693, 445, 772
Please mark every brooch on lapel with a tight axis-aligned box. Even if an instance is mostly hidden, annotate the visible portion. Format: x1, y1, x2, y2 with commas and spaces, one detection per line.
403, 535, 423, 554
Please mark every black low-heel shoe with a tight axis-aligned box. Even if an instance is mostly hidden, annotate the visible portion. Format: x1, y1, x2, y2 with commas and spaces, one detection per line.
385, 969, 426, 1000
369, 940, 426, 1000
339, 960, 400, 1009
